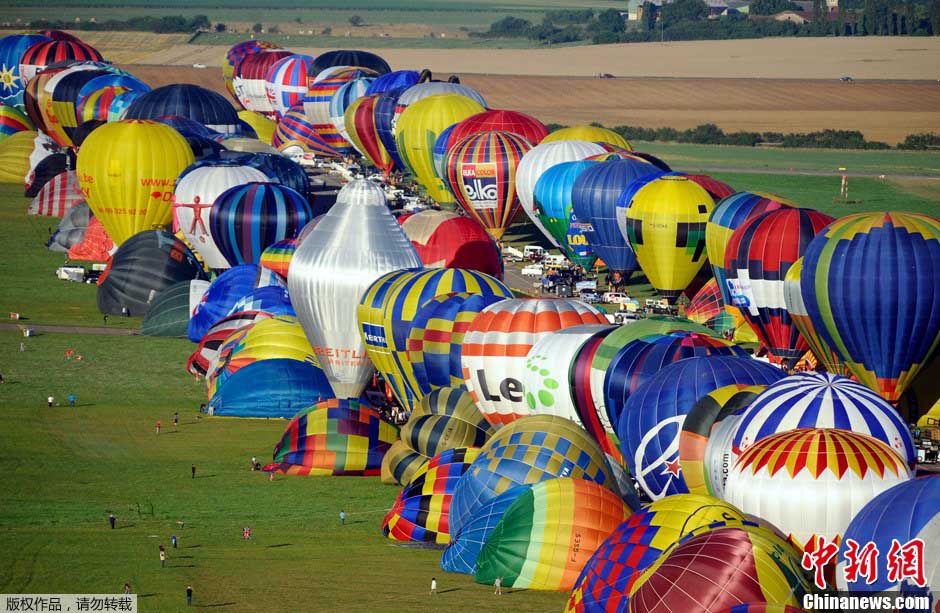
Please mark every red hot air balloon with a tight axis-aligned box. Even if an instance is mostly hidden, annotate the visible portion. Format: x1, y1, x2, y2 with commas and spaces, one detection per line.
398, 210, 503, 279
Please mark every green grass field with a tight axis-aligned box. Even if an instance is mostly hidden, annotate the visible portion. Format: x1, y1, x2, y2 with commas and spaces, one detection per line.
0, 141, 937, 610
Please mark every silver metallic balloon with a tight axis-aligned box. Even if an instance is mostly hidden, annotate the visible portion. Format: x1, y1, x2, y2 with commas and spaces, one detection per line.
288, 179, 422, 399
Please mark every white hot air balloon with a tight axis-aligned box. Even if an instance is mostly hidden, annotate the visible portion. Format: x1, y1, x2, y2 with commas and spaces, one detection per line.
391, 81, 487, 138
288, 179, 422, 399
514, 140, 605, 249
173, 163, 271, 270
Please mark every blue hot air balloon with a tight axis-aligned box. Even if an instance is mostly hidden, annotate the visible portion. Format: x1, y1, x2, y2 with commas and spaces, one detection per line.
188, 264, 261, 342
123, 84, 241, 135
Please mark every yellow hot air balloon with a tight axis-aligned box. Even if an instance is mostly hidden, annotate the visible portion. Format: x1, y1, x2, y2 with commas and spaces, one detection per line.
541, 125, 632, 150
0, 130, 37, 184
237, 110, 276, 145
77, 120, 194, 246
394, 93, 485, 206
623, 175, 714, 302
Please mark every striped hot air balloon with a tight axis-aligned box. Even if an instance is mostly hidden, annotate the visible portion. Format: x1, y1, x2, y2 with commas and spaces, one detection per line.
437, 109, 548, 164
209, 182, 313, 267
272, 102, 340, 158
344, 93, 392, 174
533, 160, 599, 270
329, 76, 372, 150
303, 66, 377, 154
800, 212, 940, 403
443, 130, 531, 240
222, 40, 279, 107
19, 39, 102, 84
232, 49, 293, 118
0, 102, 32, 142
264, 54, 314, 119
685, 277, 736, 333
75, 74, 150, 124
259, 238, 296, 279
723, 208, 834, 368
782, 258, 850, 376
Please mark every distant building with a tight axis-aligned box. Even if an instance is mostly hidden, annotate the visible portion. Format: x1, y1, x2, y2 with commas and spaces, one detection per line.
632, 0, 749, 20
772, 10, 810, 23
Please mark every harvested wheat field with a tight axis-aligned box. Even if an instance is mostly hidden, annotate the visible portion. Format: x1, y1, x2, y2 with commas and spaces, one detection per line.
124, 64, 940, 144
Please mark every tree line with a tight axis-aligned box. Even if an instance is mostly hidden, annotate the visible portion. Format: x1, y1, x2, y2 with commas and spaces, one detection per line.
23, 15, 211, 34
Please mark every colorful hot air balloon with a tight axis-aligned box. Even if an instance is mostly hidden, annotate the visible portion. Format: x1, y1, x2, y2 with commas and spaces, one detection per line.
515, 140, 605, 249
77, 120, 195, 246
571, 158, 661, 276
449, 415, 617, 536
626, 525, 812, 612
406, 294, 509, 395
618, 355, 785, 499
264, 54, 314, 119
400, 396, 493, 462
311, 50, 391, 76
398, 209, 503, 279
329, 76, 372, 149
187, 264, 260, 342
123, 84, 241, 135
705, 191, 794, 312
187, 310, 273, 376
461, 299, 609, 427
686, 174, 735, 202
365, 69, 420, 96
533, 160, 598, 269
685, 278, 736, 333
359, 267, 512, 413
725, 428, 912, 552
207, 358, 330, 418
383, 447, 482, 544
19, 39, 102, 85
258, 238, 296, 279
731, 371, 916, 467
836, 476, 940, 595
444, 130, 532, 240
565, 494, 753, 613
303, 66, 378, 154
439, 109, 548, 160
272, 102, 341, 158
0, 34, 51, 108
604, 332, 748, 431
289, 180, 422, 399
344, 93, 392, 174
801, 212, 940, 403
75, 73, 150, 124
231, 49, 293, 118
393, 81, 487, 133
395, 93, 485, 206
475, 478, 631, 592
96, 229, 207, 317
622, 175, 715, 302
264, 398, 398, 474
223, 40, 280, 107
381, 439, 427, 486
542, 126, 631, 150
782, 258, 850, 376
0, 102, 32, 142
723, 208, 834, 367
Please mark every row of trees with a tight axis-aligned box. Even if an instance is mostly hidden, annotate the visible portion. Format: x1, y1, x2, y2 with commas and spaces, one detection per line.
27, 15, 211, 33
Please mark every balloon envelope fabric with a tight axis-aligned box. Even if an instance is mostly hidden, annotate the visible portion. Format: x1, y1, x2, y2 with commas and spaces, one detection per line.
188, 264, 260, 342
207, 358, 333, 418
382, 447, 482, 544
265, 398, 397, 476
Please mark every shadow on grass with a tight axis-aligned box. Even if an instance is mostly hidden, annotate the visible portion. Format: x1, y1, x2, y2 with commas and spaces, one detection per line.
437, 588, 461, 594
183, 544, 201, 549
267, 543, 291, 548
170, 564, 197, 568
138, 593, 157, 598
117, 524, 136, 529
200, 602, 237, 608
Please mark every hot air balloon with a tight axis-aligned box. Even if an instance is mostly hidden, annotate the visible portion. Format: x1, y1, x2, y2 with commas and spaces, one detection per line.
382, 440, 428, 486
723, 208, 834, 367
604, 332, 748, 431
626, 525, 813, 612
461, 299, 609, 427
264, 54, 314, 119
209, 182, 313, 267
565, 493, 752, 613
475, 478, 631, 591
449, 415, 617, 536
75, 73, 150, 124
533, 160, 598, 269
444, 130, 532, 239
344, 93, 393, 174
258, 238, 296, 279
228, 285, 294, 319
96, 230, 207, 317
187, 310, 272, 376
223, 40, 280, 107
393, 81, 487, 132
19, 39, 102, 85
358, 267, 512, 413
231, 49, 293, 118
303, 66, 378, 154
289, 180, 422, 399
782, 258, 849, 376
46, 64, 113, 148
187, 264, 260, 342
273, 102, 341, 158
726, 428, 912, 552
406, 294, 509, 395
542, 126, 631, 150
398, 209, 503, 279
173, 160, 271, 270
705, 192, 794, 313
685, 278, 736, 333
123, 84, 241, 135
383, 447, 482, 544
236, 110, 275, 145
45, 199, 91, 250
141, 280, 200, 337
329, 76, 372, 149
519, 325, 613, 426
515, 140, 605, 249
208, 359, 333, 418
238, 152, 313, 203
618, 355, 785, 499
678, 384, 765, 496
0, 34, 51, 108
0, 129, 36, 183
622, 175, 715, 302
311, 50, 391, 76
571, 158, 661, 276
801, 212, 940, 403
77, 120, 195, 246
373, 87, 408, 171
395, 93, 485, 206
399, 398, 494, 461
836, 476, 939, 595
365, 69, 420, 96
686, 174, 735, 202
30, 167, 81, 217
439, 109, 548, 160
0, 102, 33, 143
731, 371, 916, 467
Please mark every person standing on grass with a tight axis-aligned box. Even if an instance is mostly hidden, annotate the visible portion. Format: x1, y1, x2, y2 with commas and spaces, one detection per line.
160, 547, 166, 568
340, 510, 346, 525
68, 393, 75, 407
191, 464, 196, 479
48, 395, 54, 408
430, 577, 437, 596
123, 583, 131, 595
186, 585, 193, 607
494, 576, 502, 595
172, 534, 178, 548
19, 341, 25, 352
109, 512, 116, 529
174, 411, 179, 427
156, 421, 161, 435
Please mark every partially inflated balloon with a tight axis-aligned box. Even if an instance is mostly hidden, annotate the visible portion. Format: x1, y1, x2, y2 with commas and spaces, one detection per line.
395, 93, 485, 206
344, 93, 393, 174
398, 209, 503, 279
0, 34, 51, 108
685, 278, 736, 333
782, 258, 849, 376
444, 130, 531, 239
272, 102, 341, 158
801, 212, 940, 403
236, 110, 276, 144
0, 103, 32, 143
232, 49, 293, 118
288, 180, 422, 399
542, 126, 631, 150
534, 160, 600, 269
622, 176, 714, 302
123, 84, 241, 135
77, 120, 194, 245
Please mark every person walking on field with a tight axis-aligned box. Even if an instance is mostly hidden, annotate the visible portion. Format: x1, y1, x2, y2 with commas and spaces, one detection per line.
156, 421, 161, 435
109, 512, 116, 529
48, 395, 54, 408
430, 577, 437, 596
174, 411, 179, 427
191, 464, 196, 479
160, 547, 166, 568
340, 510, 346, 525
68, 393, 76, 407
494, 576, 502, 595
186, 585, 193, 607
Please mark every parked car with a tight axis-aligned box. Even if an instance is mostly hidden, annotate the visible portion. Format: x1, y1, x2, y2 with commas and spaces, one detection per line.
602, 292, 629, 304
579, 290, 600, 303
521, 264, 544, 277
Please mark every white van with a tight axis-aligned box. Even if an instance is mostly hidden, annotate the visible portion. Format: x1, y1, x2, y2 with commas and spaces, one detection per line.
602, 292, 629, 304
523, 245, 545, 260
543, 254, 568, 267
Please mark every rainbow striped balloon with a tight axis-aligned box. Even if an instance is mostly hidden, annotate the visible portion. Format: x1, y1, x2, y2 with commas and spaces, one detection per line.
0, 102, 33, 143
272, 102, 340, 158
